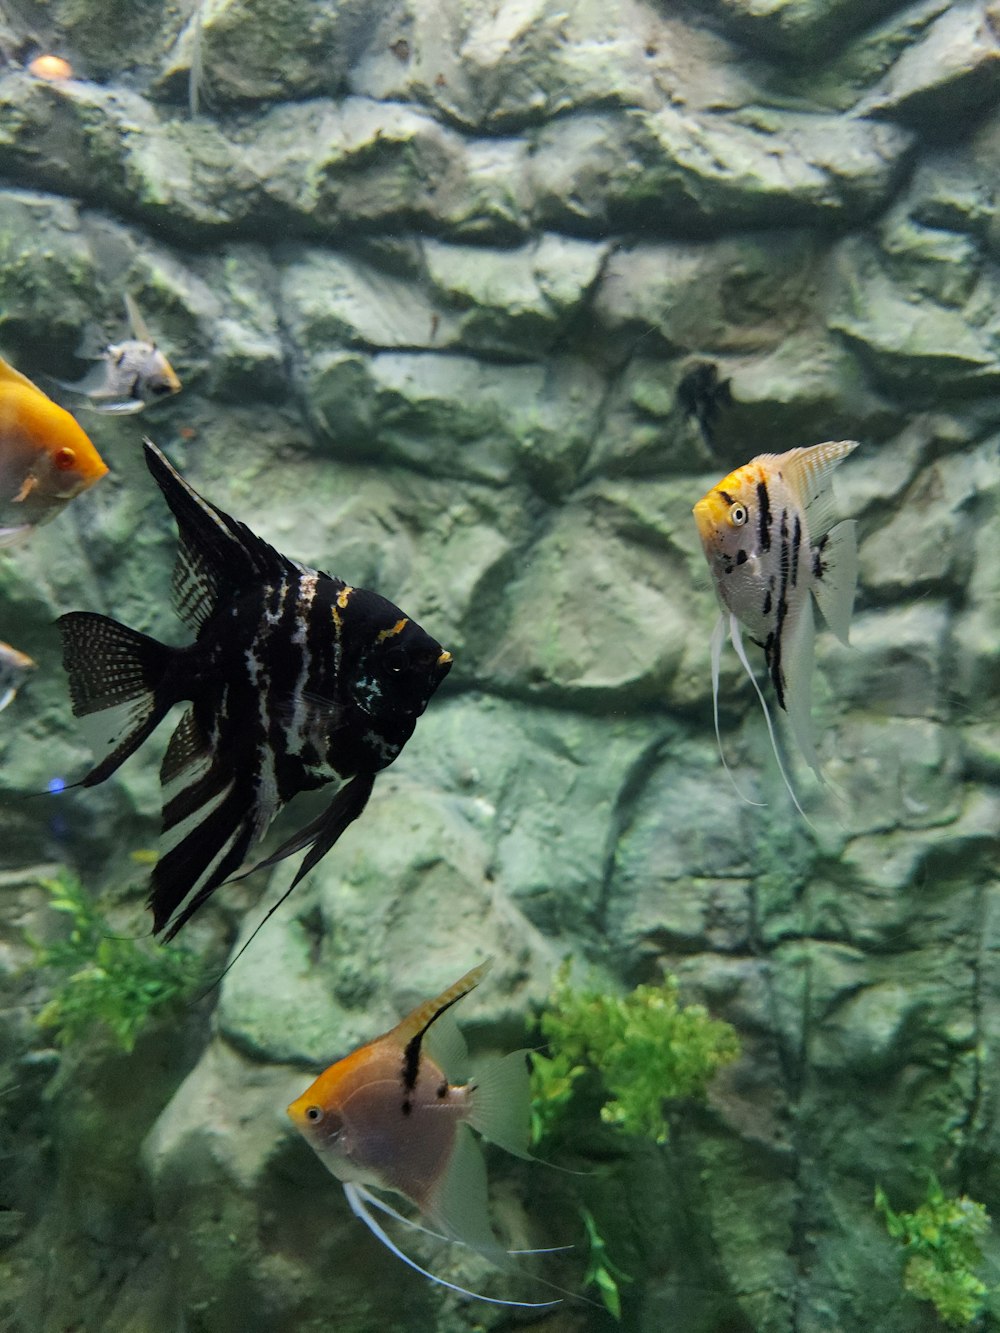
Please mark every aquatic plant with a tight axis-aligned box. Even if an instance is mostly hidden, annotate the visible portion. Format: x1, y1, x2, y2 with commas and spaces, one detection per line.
875, 1178, 994, 1328
530, 962, 740, 1145
29, 871, 201, 1053
580, 1205, 632, 1321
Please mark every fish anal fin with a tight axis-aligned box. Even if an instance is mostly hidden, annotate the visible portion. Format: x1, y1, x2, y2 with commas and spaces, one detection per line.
160, 707, 212, 793
729, 613, 812, 823
781, 596, 823, 783
811, 519, 858, 645
425, 1122, 502, 1259
467, 1050, 533, 1161
152, 774, 272, 939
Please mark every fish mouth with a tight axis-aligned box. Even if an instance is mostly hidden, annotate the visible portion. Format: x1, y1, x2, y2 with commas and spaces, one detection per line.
437, 650, 453, 671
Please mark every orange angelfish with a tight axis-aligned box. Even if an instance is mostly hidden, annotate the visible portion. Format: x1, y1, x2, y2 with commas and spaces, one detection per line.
288, 962, 558, 1308
693, 440, 859, 816
0, 355, 108, 545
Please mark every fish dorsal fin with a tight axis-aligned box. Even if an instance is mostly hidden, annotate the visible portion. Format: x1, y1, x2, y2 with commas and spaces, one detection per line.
391, 962, 491, 1053
424, 1007, 470, 1083
0, 355, 48, 400
811, 519, 858, 645
123, 292, 151, 343
142, 438, 293, 629
779, 440, 858, 537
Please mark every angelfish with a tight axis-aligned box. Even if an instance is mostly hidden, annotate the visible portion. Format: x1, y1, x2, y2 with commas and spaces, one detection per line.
0, 641, 35, 712
0, 354, 108, 545
58, 440, 452, 940
287, 962, 557, 1308
692, 440, 859, 814
60, 294, 181, 414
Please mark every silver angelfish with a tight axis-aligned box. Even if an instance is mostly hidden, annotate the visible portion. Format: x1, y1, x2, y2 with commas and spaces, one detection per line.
692, 440, 860, 816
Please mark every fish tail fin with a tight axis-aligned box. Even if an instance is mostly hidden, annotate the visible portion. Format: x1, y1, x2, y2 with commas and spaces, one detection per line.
729, 614, 813, 825
468, 1051, 533, 1161
58, 612, 178, 787
812, 519, 858, 645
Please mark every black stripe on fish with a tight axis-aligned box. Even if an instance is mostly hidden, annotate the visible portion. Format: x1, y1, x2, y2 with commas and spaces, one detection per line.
790, 514, 802, 588
812, 531, 829, 579
756, 481, 771, 553
400, 984, 477, 1100
764, 510, 793, 711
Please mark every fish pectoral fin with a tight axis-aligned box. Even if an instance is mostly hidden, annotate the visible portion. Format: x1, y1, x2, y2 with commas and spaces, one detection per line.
467, 1050, 533, 1160
84, 399, 148, 415
0, 523, 35, 547
230, 770, 376, 889
811, 519, 858, 645
12, 474, 38, 504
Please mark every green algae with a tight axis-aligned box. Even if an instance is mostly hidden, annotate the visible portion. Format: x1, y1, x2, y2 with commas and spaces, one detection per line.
531, 962, 741, 1146
28, 871, 202, 1053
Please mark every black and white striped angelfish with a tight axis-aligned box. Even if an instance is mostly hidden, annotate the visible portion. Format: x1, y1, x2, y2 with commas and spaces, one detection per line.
692, 440, 859, 816
58, 440, 452, 940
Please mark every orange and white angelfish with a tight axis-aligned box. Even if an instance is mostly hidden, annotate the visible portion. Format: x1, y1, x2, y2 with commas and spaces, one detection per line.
288, 962, 559, 1308
0, 355, 108, 545
693, 441, 859, 816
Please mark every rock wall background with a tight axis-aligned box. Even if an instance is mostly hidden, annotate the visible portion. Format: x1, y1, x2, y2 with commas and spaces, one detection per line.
0, 0, 999, 1330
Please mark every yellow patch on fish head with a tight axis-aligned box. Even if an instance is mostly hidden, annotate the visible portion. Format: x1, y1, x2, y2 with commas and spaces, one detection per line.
693, 464, 757, 555
376, 618, 408, 643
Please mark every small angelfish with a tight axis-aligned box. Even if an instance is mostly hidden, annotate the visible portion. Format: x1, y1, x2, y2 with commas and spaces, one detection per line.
692, 440, 859, 815
0, 641, 35, 711
0, 354, 108, 545
287, 962, 558, 1308
61, 294, 181, 415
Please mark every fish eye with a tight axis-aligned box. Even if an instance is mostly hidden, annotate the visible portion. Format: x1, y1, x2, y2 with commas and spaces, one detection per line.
383, 645, 409, 675
54, 447, 77, 471
305, 1105, 323, 1123
150, 381, 173, 397
727, 502, 748, 527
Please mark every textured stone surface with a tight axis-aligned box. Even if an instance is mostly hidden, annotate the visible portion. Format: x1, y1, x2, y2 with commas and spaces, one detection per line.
0, 1, 999, 1332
